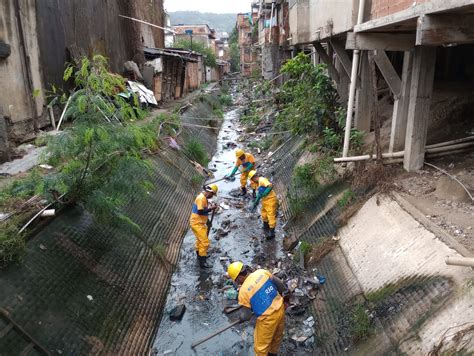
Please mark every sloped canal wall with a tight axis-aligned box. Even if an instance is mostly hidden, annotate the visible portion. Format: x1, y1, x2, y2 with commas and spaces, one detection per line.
0, 91, 224, 354
269, 138, 473, 354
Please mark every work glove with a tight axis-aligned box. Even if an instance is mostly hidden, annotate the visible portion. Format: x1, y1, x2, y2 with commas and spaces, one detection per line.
238, 306, 253, 323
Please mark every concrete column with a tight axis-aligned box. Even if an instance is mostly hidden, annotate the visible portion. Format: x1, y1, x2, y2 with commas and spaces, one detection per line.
403, 46, 436, 172
389, 51, 413, 152
354, 51, 373, 133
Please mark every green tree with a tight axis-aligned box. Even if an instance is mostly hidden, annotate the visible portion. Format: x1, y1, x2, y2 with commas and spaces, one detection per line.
44, 55, 158, 233
228, 26, 240, 72
175, 39, 217, 68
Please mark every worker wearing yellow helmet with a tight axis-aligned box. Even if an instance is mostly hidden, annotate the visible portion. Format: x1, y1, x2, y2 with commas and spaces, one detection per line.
249, 170, 278, 240
226, 148, 256, 196
227, 261, 286, 356
189, 184, 218, 268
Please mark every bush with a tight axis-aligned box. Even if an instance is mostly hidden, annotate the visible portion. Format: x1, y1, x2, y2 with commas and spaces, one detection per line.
184, 138, 209, 166
0, 221, 25, 267
277, 53, 340, 135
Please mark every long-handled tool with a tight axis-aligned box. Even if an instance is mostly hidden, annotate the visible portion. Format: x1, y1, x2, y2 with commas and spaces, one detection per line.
205, 171, 242, 186
191, 320, 241, 349
205, 163, 263, 187
206, 209, 216, 238
223, 304, 242, 314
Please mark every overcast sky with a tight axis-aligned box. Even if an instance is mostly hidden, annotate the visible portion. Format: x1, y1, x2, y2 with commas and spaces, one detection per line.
164, 0, 251, 14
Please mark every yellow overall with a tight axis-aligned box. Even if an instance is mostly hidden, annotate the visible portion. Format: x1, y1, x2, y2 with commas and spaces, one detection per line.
190, 193, 210, 257
257, 177, 278, 229
238, 269, 285, 356
235, 152, 256, 189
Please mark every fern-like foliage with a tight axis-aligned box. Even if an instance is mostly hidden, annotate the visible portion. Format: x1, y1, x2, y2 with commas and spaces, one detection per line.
44, 55, 158, 233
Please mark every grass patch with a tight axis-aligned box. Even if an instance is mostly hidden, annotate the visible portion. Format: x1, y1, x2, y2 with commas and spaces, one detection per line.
365, 284, 399, 304
184, 138, 209, 166
248, 137, 272, 151
0, 220, 25, 267
338, 189, 355, 208
219, 94, 233, 107
213, 108, 224, 118
350, 304, 374, 342
191, 174, 203, 187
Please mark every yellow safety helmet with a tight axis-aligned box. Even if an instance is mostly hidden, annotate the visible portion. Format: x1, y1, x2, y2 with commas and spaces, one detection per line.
227, 261, 244, 281
248, 170, 257, 180
235, 149, 245, 158
205, 184, 218, 195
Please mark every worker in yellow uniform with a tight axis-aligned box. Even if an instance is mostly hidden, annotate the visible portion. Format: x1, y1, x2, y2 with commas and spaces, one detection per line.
249, 170, 278, 240
226, 149, 256, 196
227, 261, 286, 356
190, 184, 218, 268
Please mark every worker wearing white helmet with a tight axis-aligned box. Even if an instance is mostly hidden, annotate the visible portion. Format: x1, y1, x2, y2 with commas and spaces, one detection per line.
190, 184, 218, 268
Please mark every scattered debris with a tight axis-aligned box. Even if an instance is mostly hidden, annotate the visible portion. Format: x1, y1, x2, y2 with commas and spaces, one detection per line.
127, 81, 157, 106
169, 304, 186, 321
39, 244, 47, 251
87, 295, 93, 301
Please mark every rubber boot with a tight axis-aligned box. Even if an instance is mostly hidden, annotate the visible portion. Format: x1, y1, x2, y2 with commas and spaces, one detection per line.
199, 255, 212, 269
263, 222, 270, 238
268, 353, 277, 356
266, 228, 276, 241
239, 186, 247, 196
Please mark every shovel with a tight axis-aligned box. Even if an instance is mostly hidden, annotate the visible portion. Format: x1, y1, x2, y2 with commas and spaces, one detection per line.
191, 320, 241, 349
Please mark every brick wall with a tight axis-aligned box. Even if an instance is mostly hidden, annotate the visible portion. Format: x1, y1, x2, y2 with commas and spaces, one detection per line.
371, 0, 430, 19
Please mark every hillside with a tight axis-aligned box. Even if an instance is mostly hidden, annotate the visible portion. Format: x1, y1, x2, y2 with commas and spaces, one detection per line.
169, 11, 236, 33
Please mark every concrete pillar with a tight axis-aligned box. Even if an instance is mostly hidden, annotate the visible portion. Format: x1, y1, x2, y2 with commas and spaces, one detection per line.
389, 51, 413, 152
354, 51, 373, 133
403, 47, 436, 172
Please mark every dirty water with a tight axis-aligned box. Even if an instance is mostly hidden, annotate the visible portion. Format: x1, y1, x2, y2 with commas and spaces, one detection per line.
152, 98, 288, 355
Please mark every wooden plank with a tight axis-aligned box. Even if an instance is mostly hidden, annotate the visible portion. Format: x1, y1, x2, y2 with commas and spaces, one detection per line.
416, 14, 474, 46
330, 39, 352, 78
346, 32, 415, 51
403, 46, 436, 172
313, 42, 339, 83
355, 0, 474, 32
372, 50, 401, 97
390, 51, 414, 153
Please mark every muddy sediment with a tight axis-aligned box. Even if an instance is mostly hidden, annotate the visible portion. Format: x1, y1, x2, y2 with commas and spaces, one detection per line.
152, 91, 322, 354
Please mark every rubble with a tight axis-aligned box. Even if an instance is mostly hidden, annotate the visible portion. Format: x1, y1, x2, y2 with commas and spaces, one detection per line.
169, 304, 186, 321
